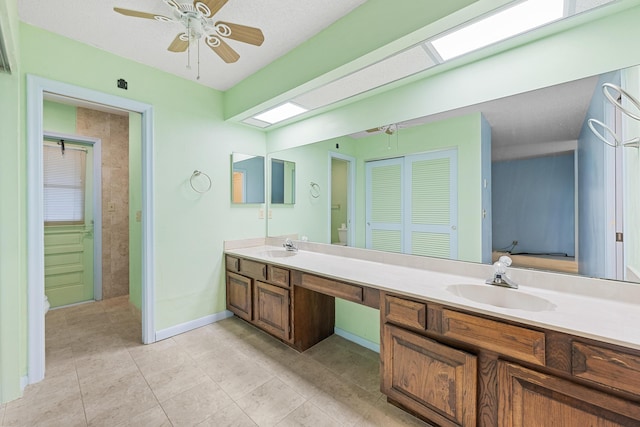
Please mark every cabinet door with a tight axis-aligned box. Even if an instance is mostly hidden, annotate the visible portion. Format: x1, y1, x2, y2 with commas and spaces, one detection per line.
498, 361, 640, 426
382, 324, 477, 427
254, 281, 290, 341
226, 272, 252, 321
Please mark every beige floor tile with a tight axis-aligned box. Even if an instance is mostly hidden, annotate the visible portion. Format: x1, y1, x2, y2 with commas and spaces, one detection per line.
81, 370, 158, 427
355, 397, 434, 427
197, 350, 274, 400
171, 325, 225, 359
144, 357, 209, 402
4, 392, 86, 427
113, 404, 172, 427
196, 402, 258, 427
161, 378, 234, 426
132, 343, 194, 378
310, 377, 379, 426
236, 378, 306, 427
276, 401, 343, 427
44, 346, 76, 379
127, 336, 177, 360
75, 348, 139, 386
273, 357, 332, 399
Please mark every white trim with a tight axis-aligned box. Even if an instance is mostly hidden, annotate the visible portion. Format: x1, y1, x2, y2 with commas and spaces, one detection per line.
20, 376, 29, 391
27, 75, 156, 385
155, 311, 234, 341
328, 152, 356, 246
334, 327, 380, 353
43, 131, 103, 301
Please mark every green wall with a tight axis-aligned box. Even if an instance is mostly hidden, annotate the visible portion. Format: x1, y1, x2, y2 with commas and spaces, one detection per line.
0, 0, 22, 404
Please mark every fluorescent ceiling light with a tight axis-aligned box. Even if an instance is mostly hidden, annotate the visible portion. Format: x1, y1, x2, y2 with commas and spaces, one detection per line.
431, 0, 564, 61
253, 102, 308, 124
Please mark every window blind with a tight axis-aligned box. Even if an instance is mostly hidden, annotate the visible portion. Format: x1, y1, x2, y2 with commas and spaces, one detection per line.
43, 144, 87, 223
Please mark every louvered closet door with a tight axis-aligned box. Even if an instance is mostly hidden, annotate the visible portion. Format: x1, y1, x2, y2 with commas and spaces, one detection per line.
405, 150, 458, 258
366, 158, 403, 253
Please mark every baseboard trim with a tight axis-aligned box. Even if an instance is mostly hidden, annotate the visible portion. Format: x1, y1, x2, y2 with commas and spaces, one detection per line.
155, 310, 233, 341
334, 327, 380, 353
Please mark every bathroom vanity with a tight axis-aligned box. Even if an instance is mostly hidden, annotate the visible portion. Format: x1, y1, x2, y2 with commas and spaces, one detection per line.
225, 242, 640, 426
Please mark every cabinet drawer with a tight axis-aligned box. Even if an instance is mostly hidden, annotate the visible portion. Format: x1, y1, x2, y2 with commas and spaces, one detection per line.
239, 259, 267, 280
442, 309, 546, 366
225, 255, 239, 272
572, 341, 640, 396
383, 294, 427, 330
268, 265, 290, 288
299, 273, 363, 303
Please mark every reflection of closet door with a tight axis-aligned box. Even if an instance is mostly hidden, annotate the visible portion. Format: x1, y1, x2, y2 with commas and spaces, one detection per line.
366, 158, 404, 253
366, 150, 458, 258
405, 150, 458, 259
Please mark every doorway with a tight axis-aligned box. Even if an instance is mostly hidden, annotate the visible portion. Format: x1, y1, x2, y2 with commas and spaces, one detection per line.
329, 152, 356, 246
26, 75, 155, 385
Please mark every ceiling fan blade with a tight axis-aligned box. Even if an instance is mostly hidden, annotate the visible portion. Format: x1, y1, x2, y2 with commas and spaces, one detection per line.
168, 33, 189, 52
113, 7, 168, 20
194, 0, 228, 17
206, 36, 239, 63
215, 21, 264, 46
366, 127, 382, 133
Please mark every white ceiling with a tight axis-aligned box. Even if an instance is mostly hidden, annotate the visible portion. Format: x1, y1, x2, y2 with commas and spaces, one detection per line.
18, 0, 366, 91
351, 75, 600, 161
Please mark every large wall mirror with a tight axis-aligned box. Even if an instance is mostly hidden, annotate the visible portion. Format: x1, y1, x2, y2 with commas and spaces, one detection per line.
231, 153, 265, 204
266, 64, 640, 284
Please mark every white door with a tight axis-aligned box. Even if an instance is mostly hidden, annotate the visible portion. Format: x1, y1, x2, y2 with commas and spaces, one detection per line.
366, 158, 404, 252
366, 150, 458, 257
405, 150, 458, 259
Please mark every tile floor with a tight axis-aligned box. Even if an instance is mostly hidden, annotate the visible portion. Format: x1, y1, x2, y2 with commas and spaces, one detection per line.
1, 296, 432, 426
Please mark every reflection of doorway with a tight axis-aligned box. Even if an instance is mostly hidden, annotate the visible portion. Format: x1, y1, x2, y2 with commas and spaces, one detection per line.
26, 75, 156, 385
233, 170, 246, 203
329, 152, 355, 245
43, 133, 102, 307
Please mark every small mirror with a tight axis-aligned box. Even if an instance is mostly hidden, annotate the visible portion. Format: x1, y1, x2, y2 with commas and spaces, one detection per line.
271, 158, 296, 204
231, 153, 265, 204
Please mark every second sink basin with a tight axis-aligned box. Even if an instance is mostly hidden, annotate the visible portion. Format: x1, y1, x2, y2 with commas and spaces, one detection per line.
447, 284, 556, 312
259, 249, 298, 258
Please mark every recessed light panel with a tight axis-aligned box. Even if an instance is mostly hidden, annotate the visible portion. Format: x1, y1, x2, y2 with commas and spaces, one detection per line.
253, 102, 308, 124
431, 0, 564, 61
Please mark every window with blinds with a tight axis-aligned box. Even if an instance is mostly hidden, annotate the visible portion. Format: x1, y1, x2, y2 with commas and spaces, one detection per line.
43, 143, 87, 224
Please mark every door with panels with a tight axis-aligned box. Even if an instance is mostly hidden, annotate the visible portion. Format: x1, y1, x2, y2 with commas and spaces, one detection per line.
366, 149, 458, 258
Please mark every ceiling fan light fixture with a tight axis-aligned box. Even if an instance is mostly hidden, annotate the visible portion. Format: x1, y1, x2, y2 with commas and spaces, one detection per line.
253, 102, 308, 124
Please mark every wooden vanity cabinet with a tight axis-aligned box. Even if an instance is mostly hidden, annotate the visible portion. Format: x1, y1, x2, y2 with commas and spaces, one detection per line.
380, 291, 640, 426
225, 256, 334, 351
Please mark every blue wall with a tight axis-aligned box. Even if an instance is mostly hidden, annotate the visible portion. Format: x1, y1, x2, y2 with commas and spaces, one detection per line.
577, 71, 620, 278
492, 153, 575, 256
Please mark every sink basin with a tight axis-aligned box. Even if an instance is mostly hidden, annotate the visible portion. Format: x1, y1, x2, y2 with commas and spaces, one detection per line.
446, 284, 556, 312
258, 249, 297, 258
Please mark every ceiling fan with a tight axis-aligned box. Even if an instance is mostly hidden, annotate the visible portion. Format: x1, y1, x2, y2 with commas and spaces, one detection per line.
366, 124, 399, 135
114, 0, 264, 68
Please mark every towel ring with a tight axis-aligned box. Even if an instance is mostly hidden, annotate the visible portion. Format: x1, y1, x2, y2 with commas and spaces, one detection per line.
602, 83, 640, 121
190, 170, 212, 193
588, 119, 640, 148
309, 182, 320, 198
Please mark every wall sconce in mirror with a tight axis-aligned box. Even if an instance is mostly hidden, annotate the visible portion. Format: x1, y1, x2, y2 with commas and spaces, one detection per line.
271, 158, 295, 204
231, 153, 265, 204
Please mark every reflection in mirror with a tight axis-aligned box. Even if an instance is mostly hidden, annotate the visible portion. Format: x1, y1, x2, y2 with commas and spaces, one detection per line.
231, 153, 265, 204
266, 65, 640, 283
271, 159, 295, 204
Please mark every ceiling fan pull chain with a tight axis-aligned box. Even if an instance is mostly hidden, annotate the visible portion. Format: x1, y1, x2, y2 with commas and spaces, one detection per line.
187, 19, 191, 70
197, 38, 201, 80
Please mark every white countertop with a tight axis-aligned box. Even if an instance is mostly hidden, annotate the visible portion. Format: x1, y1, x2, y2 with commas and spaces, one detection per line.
225, 242, 640, 351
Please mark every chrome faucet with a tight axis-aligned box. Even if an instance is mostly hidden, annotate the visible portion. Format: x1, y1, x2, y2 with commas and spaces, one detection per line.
486, 256, 519, 289
283, 238, 298, 252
